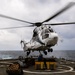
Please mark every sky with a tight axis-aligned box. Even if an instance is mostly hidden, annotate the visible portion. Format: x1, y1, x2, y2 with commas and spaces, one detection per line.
0, 0, 75, 51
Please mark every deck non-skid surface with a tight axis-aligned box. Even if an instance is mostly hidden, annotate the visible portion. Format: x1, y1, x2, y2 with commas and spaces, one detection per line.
0, 65, 75, 75
0, 61, 75, 75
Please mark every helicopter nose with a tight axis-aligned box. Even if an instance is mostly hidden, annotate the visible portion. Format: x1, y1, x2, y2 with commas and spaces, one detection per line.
51, 32, 58, 40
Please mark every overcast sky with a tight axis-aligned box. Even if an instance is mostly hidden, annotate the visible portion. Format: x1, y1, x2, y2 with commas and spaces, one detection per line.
0, 0, 75, 51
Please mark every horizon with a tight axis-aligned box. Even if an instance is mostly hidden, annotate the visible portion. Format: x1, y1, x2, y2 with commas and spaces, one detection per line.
0, 0, 75, 50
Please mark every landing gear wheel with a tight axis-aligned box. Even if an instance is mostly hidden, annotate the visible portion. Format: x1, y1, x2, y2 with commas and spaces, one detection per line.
50, 48, 53, 52
27, 51, 30, 56
48, 48, 53, 52
43, 51, 47, 55
48, 49, 50, 52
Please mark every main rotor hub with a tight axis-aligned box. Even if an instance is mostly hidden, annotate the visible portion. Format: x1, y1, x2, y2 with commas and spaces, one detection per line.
35, 22, 42, 27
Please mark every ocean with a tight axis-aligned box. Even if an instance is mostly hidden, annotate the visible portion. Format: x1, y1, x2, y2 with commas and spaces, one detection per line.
0, 50, 75, 61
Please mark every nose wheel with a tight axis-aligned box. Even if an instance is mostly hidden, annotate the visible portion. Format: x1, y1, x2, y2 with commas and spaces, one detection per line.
43, 48, 53, 55
48, 48, 53, 52
43, 51, 47, 55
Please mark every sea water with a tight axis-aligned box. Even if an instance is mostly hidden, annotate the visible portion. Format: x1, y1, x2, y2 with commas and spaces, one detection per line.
0, 50, 75, 60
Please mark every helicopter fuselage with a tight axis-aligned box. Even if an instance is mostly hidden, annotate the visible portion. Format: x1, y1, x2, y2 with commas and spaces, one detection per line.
21, 25, 58, 51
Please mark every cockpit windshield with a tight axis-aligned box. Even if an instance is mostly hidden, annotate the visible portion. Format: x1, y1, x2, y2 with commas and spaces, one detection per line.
45, 28, 54, 33
45, 29, 50, 33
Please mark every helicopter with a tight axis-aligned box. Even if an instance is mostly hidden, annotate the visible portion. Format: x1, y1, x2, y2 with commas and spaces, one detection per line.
0, 2, 75, 56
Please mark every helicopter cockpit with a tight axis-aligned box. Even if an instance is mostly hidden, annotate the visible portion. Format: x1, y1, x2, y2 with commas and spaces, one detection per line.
33, 25, 54, 39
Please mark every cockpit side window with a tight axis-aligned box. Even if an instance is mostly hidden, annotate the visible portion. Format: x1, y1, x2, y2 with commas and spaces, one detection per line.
33, 32, 37, 37
41, 29, 49, 39
42, 34, 49, 39
33, 29, 38, 37
45, 29, 50, 33
49, 28, 54, 32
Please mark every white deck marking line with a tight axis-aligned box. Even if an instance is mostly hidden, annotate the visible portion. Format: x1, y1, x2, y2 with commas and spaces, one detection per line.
23, 65, 73, 74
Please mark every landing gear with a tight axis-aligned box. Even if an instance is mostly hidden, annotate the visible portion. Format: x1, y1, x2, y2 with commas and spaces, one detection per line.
48, 48, 53, 52
39, 50, 47, 55
27, 51, 30, 56
43, 51, 47, 55
43, 48, 53, 55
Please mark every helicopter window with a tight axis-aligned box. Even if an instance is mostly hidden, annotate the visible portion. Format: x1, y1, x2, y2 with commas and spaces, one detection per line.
49, 28, 54, 32
45, 29, 50, 33
42, 34, 49, 39
33, 32, 37, 37
33, 29, 38, 37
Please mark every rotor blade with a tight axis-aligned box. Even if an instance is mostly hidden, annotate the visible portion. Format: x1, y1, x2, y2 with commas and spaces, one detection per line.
45, 22, 75, 26
42, 2, 75, 23
0, 25, 33, 30
0, 14, 34, 24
